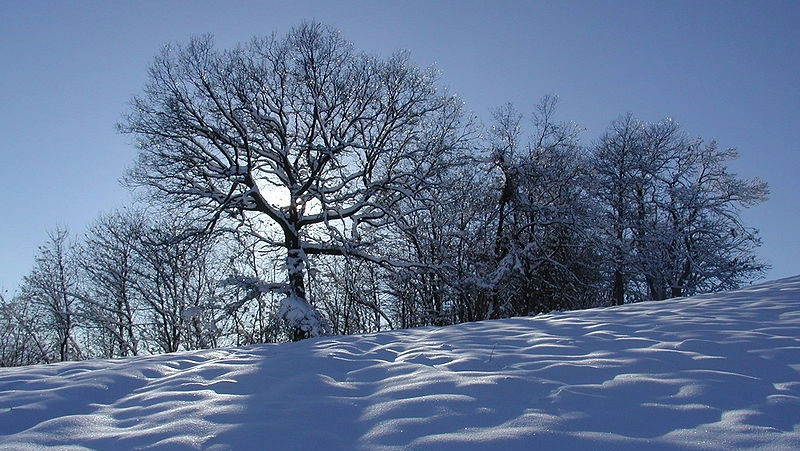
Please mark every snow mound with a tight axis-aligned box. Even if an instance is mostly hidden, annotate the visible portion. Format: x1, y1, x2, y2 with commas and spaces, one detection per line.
2, 277, 800, 450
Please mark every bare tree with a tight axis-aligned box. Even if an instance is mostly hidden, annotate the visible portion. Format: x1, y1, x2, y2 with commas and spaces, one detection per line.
120, 22, 467, 340
18, 228, 83, 362
593, 114, 768, 303
130, 217, 223, 353
593, 113, 647, 304
480, 97, 600, 317
78, 210, 144, 357
653, 140, 769, 297
0, 294, 52, 366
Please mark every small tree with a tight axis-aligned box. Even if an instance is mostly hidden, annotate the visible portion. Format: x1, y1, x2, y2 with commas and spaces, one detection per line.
18, 228, 83, 362
131, 217, 223, 353
121, 22, 468, 339
0, 294, 51, 366
79, 210, 144, 357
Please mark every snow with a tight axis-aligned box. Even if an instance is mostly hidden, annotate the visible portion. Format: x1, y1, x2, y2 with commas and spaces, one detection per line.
2, 276, 800, 450
278, 292, 329, 337
181, 306, 203, 319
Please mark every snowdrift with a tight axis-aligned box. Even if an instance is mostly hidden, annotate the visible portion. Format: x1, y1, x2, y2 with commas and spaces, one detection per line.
2, 277, 799, 450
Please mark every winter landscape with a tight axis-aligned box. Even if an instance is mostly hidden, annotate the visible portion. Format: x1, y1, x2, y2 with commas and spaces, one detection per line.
2, 276, 798, 451
1, 5, 798, 450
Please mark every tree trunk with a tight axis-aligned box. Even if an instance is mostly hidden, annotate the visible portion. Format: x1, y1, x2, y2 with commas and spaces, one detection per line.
613, 269, 625, 306
286, 248, 307, 302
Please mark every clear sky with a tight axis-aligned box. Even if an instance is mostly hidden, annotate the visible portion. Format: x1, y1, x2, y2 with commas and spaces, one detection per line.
1, 0, 798, 293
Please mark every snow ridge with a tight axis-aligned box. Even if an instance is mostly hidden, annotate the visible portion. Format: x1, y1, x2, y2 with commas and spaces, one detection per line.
1, 277, 799, 450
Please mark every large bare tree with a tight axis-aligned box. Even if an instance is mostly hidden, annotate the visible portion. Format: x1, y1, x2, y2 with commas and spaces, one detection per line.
120, 22, 467, 340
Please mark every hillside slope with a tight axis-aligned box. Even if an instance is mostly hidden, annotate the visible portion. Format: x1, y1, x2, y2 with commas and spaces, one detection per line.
2, 277, 799, 450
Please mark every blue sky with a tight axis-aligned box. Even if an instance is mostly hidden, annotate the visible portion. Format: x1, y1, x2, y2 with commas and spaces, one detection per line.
1, 0, 798, 292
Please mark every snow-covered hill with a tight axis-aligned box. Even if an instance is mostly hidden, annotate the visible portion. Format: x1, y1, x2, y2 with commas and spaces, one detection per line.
2, 277, 799, 451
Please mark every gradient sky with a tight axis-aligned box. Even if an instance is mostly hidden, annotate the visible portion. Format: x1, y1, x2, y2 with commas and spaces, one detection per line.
1, 0, 798, 293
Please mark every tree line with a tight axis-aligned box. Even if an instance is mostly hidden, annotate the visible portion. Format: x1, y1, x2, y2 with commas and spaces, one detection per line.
0, 22, 768, 366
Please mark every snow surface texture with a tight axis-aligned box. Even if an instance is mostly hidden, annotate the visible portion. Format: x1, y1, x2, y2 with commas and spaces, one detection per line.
1, 277, 799, 451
